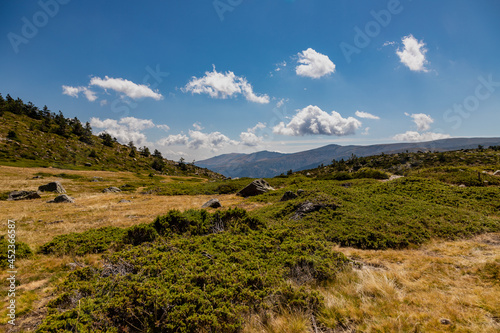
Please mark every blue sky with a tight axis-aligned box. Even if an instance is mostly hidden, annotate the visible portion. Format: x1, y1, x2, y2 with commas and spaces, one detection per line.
1, 0, 499, 161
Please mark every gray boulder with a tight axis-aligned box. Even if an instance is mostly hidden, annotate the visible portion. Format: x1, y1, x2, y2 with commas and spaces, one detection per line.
48, 194, 74, 203
237, 179, 274, 197
297, 189, 305, 196
8, 190, 41, 201
291, 201, 338, 220
103, 187, 121, 193
38, 181, 66, 193
493, 170, 500, 176
118, 199, 131, 203
202, 198, 222, 208
280, 191, 298, 202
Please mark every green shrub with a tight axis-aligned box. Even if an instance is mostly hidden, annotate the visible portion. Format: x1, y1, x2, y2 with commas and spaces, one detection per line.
0, 235, 33, 267
40, 227, 126, 256
123, 224, 158, 246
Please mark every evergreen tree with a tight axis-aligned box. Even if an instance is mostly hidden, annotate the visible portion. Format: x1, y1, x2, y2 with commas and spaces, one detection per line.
153, 149, 163, 159
139, 146, 151, 157
99, 132, 114, 147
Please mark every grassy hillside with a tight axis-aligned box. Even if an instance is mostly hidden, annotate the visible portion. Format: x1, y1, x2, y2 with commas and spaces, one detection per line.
0, 96, 223, 179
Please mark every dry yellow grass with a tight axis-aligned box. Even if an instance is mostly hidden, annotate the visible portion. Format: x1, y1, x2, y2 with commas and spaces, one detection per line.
1, 166, 499, 332
0, 165, 263, 248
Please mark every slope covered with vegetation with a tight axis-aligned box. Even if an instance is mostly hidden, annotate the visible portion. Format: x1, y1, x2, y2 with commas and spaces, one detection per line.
0, 93, 223, 179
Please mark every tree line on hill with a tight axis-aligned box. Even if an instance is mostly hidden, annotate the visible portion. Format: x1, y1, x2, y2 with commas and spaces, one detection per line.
0, 93, 185, 173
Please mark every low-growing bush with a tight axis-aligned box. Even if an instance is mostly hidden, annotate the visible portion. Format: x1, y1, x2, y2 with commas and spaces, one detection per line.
0, 235, 33, 267
122, 223, 158, 246
40, 227, 126, 256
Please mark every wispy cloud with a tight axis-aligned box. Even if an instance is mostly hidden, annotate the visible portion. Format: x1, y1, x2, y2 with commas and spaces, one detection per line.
393, 131, 451, 142
62, 85, 97, 102
355, 110, 380, 120
405, 112, 433, 131
90, 76, 163, 100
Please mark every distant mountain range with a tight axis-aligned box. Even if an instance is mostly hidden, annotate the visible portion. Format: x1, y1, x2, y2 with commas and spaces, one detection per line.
196, 137, 500, 178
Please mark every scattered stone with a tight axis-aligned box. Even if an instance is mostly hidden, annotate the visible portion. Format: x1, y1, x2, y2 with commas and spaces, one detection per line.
291, 201, 338, 220
47, 194, 74, 203
280, 191, 298, 202
103, 187, 121, 193
493, 170, 500, 176
47, 220, 64, 225
297, 189, 305, 196
237, 179, 275, 197
91, 177, 103, 182
202, 198, 222, 209
8, 190, 41, 201
341, 183, 352, 188
118, 199, 131, 203
38, 181, 66, 193
32, 175, 42, 179
440, 318, 452, 325
84, 163, 92, 167
458, 184, 467, 188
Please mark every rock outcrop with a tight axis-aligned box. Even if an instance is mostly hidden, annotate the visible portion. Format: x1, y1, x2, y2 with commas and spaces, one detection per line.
202, 198, 222, 208
47, 194, 74, 203
8, 190, 41, 201
103, 187, 121, 193
38, 181, 66, 193
237, 179, 274, 197
280, 191, 298, 202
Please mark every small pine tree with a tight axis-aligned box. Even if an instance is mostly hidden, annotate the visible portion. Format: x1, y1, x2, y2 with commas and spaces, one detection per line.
99, 132, 114, 147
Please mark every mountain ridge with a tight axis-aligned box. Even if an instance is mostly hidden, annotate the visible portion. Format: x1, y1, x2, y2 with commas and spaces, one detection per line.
197, 137, 500, 178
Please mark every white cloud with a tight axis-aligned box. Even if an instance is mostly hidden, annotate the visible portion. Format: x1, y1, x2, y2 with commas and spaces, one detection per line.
89, 76, 163, 100
396, 35, 429, 72
275, 61, 287, 72
406, 112, 433, 131
100, 100, 108, 106
62, 85, 97, 102
157, 134, 189, 146
157, 124, 170, 132
192, 123, 204, 131
90, 117, 149, 145
362, 127, 370, 135
62, 85, 80, 97
90, 116, 169, 146
393, 131, 451, 142
240, 132, 263, 147
273, 105, 362, 136
295, 48, 335, 79
183, 66, 269, 104
187, 130, 237, 150
276, 98, 288, 108
383, 41, 396, 47
119, 117, 155, 131
355, 111, 380, 120
239, 122, 266, 147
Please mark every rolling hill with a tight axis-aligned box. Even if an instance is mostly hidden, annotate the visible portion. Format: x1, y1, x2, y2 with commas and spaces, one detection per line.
197, 137, 500, 178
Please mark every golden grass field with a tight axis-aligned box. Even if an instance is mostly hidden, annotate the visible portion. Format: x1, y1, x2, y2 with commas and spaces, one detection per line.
0, 165, 499, 332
